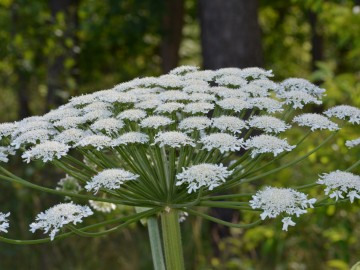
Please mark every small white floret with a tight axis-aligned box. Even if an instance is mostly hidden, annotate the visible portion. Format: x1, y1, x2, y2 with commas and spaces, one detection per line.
75, 135, 113, 150
292, 113, 339, 131
22, 141, 70, 163
212, 116, 247, 134
244, 135, 295, 157
345, 138, 360, 148
200, 133, 244, 153
0, 212, 10, 233
247, 116, 290, 133
140, 116, 174, 129
179, 117, 212, 132
154, 131, 195, 148
112, 132, 149, 145
324, 105, 360, 124
183, 102, 214, 114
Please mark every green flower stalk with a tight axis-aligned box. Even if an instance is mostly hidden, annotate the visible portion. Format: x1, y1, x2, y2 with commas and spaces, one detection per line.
0, 66, 359, 269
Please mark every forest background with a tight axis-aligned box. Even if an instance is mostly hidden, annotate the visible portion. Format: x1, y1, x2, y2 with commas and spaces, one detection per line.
0, 0, 360, 269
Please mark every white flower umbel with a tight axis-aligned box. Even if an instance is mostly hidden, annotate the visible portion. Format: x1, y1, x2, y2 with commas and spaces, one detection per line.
135, 99, 163, 110
212, 116, 247, 134
248, 97, 283, 113
0, 212, 10, 233
154, 131, 195, 148
279, 78, 326, 97
45, 107, 81, 121
154, 102, 185, 114
240, 84, 270, 97
53, 116, 87, 129
112, 132, 149, 145
176, 163, 233, 193
158, 90, 189, 102
54, 128, 89, 144
183, 102, 215, 114
317, 170, 360, 202
215, 75, 247, 87
324, 105, 360, 124
75, 135, 113, 150
85, 168, 139, 194
249, 187, 316, 230
82, 109, 113, 122
346, 138, 360, 148
140, 116, 174, 129
117, 109, 147, 122
22, 141, 70, 163
91, 118, 124, 134
0, 122, 18, 139
292, 113, 339, 131
278, 90, 322, 109
188, 93, 216, 102
247, 116, 290, 133
89, 200, 116, 213
29, 202, 93, 240
179, 117, 212, 132
200, 133, 244, 153
11, 129, 56, 149
169, 65, 199, 75
217, 98, 252, 112
244, 135, 295, 157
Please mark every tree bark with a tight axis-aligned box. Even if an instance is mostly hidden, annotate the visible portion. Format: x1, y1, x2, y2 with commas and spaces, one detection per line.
47, 0, 80, 111
308, 10, 323, 71
160, 0, 185, 73
199, 0, 263, 69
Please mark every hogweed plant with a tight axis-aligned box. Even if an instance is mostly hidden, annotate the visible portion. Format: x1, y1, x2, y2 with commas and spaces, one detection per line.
0, 66, 360, 269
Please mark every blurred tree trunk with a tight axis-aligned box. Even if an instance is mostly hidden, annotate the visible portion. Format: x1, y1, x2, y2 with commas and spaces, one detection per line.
198, 0, 263, 257
47, 0, 80, 111
10, 3, 32, 119
160, 0, 185, 73
199, 0, 263, 69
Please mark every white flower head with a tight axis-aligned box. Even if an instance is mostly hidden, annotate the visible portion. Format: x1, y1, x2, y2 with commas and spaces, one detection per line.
249, 79, 278, 92
22, 141, 70, 163
211, 116, 247, 134
154, 131, 195, 148
11, 129, 56, 149
189, 93, 216, 102
54, 128, 90, 144
140, 116, 174, 129
45, 107, 81, 122
182, 83, 211, 94
292, 113, 339, 131
279, 78, 326, 97
324, 105, 360, 124
69, 93, 98, 106
30, 202, 93, 240
247, 116, 290, 133
112, 132, 149, 146
0, 212, 10, 233
215, 75, 247, 87
249, 97, 284, 113
244, 135, 295, 157
217, 98, 252, 112
158, 90, 189, 102
157, 74, 185, 88
200, 133, 244, 153
183, 70, 216, 82
135, 99, 163, 110
82, 101, 111, 113
345, 138, 360, 148
82, 109, 113, 122
53, 116, 87, 129
0, 122, 18, 139
154, 102, 185, 114
89, 200, 116, 213
176, 163, 233, 193
317, 170, 360, 203
91, 118, 124, 134
183, 102, 215, 114
238, 67, 274, 79
179, 116, 212, 132
117, 109, 147, 122
98, 91, 137, 104
169, 65, 199, 76
240, 84, 270, 97
85, 168, 139, 194
278, 90, 322, 109
250, 187, 316, 230
75, 135, 113, 150
211, 87, 249, 99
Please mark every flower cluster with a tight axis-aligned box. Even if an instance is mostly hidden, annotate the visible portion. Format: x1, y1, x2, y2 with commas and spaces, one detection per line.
0, 212, 10, 233
29, 203, 93, 240
317, 171, 360, 202
249, 187, 316, 231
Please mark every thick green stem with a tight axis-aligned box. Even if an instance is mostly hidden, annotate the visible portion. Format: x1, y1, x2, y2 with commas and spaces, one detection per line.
161, 209, 185, 270
147, 216, 166, 270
